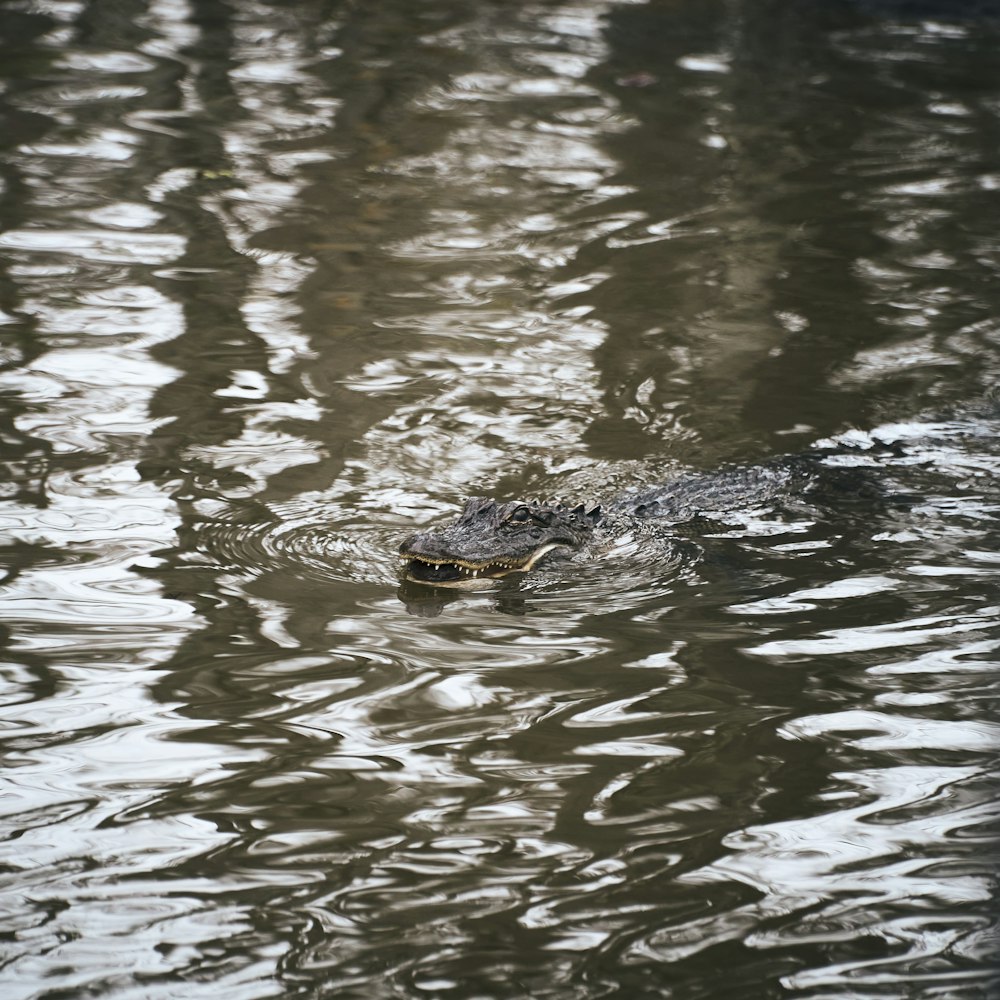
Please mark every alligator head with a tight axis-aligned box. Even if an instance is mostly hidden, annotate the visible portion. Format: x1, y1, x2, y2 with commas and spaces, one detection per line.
399, 497, 602, 587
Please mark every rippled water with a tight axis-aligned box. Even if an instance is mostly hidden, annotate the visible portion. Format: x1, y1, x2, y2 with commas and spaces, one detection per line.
2, 0, 999, 997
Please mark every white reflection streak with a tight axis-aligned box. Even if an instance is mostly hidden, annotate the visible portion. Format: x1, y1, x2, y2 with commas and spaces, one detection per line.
747, 605, 998, 658
781, 709, 1000, 753
0, 0, 281, 983
1, 285, 188, 623
181, 0, 335, 492
339, 0, 625, 496
628, 766, 991, 974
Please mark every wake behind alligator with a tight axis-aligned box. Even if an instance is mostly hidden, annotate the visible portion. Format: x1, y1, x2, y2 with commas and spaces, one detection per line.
399, 462, 813, 587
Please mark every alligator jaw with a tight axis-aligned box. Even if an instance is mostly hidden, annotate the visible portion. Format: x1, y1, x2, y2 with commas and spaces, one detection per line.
400, 543, 563, 588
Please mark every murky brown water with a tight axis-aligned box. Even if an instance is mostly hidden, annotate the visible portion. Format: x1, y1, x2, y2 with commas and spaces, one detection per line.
2, 0, 999, 997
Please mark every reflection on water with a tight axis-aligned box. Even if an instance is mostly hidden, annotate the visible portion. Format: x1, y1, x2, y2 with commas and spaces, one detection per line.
1, 0, 999, 997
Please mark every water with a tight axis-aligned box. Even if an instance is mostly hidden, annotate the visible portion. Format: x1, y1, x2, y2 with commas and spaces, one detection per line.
1, 0, 998, 997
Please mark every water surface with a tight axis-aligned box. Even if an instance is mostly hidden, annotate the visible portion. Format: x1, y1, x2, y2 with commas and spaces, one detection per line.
1, 0, 999, 997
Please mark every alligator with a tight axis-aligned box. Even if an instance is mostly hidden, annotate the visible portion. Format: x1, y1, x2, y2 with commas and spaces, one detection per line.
398, 462, 811, 587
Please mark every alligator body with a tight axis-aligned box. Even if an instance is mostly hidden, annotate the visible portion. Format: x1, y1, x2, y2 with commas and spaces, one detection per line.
398, 463, 807, 587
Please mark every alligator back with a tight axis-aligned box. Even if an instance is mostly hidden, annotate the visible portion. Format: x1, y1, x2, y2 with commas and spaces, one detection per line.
615, 462, 809, 522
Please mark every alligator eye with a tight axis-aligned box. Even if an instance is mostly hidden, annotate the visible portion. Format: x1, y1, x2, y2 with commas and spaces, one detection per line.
508, 507, 531, 523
